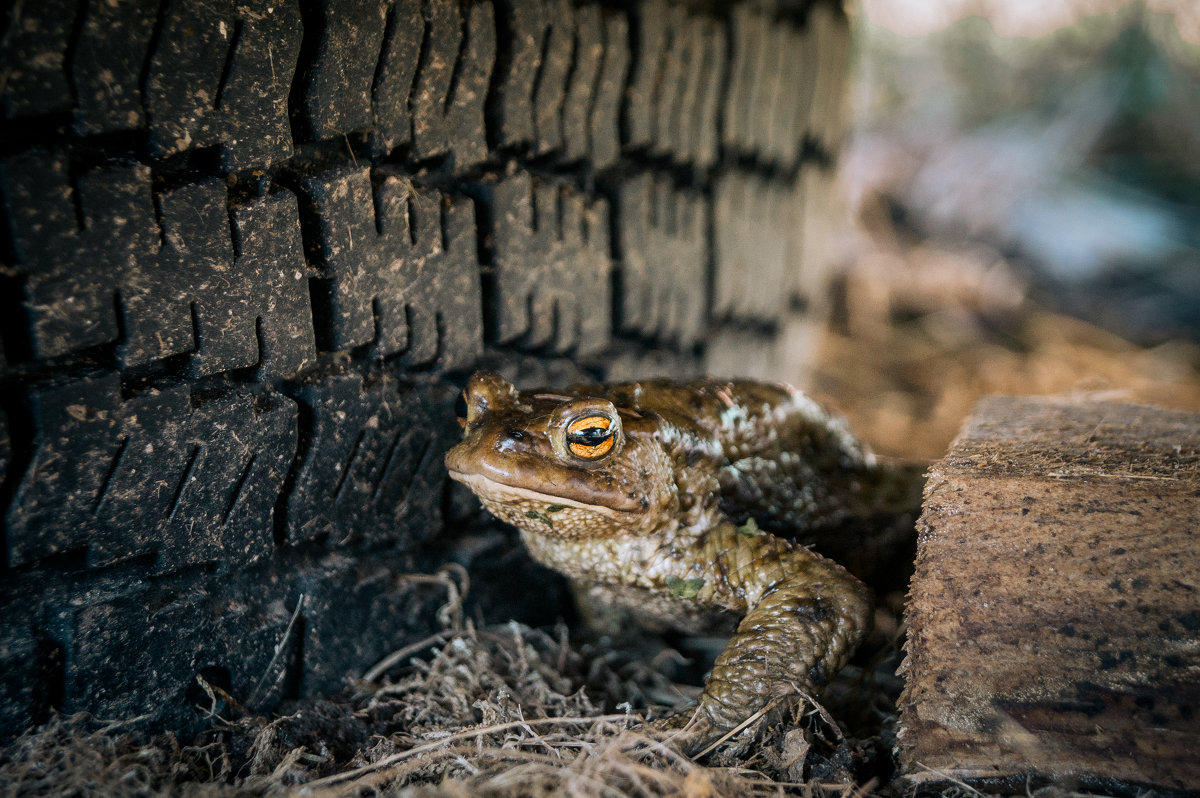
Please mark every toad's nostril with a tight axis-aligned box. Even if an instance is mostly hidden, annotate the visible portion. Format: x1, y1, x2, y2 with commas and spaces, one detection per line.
496, 429, 527, 454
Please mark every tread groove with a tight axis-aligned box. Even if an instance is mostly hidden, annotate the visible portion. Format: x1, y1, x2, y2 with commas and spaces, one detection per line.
60, 0, 86, 114
332, 429, 366, 503
373, 428, 410, 503
371, 3, 400, 113
137, 0, 171, 133
91, 435, 128, 516
581, 9, 608, 163
443, 0, 471, 114
393, 433, 433, 510
221, 452, 257, 526
167, 444, 201, 521
557, 9, 580, 158
214, 19, 245, 112
528, 13, 554, 150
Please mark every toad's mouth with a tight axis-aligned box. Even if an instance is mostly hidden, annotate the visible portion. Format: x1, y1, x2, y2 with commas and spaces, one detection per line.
445, 469, 630, 519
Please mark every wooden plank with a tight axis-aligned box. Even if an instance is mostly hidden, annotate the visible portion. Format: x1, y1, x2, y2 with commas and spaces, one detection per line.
898, 396, 1200, 793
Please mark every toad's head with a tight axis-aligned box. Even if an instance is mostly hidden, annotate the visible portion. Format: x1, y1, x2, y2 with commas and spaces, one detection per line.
444, 372, 679, 540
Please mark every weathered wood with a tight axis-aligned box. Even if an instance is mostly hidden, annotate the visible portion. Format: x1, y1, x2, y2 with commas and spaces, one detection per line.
898, 396, 1200, 793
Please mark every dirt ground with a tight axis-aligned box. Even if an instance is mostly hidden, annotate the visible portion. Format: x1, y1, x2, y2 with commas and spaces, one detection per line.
0, 563, 906, 797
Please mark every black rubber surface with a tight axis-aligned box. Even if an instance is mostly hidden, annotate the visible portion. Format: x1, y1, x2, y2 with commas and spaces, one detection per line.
0, 0, 849, 738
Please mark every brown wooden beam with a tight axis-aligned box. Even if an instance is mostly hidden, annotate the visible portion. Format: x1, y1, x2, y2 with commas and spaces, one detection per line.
898, 396, 1200, 793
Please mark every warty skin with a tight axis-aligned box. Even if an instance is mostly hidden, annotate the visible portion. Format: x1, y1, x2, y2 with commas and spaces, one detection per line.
444, 371, 913, 747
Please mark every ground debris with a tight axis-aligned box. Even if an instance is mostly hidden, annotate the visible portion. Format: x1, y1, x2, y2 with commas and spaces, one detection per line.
0, 713, 235, 797
0, 617, 890, 797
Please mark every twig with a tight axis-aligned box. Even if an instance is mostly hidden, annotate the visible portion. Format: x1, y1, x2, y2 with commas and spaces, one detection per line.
362, 630, 457, 683
298, 713, 637, 791
514, 705, 562, 761
94, 714, 153, 735
484, 753, 628, 798
689, 698, 783, 760
614, 729, 694, 769
193, 675, 241, 728
795, 686, 843, 742
913, 762, 987, 797
248, 593, 304, 708
362, 565, 474, 683
1046, 470, 1178, 481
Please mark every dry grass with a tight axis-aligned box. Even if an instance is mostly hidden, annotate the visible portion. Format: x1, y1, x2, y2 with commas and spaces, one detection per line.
0, 573, 898, 798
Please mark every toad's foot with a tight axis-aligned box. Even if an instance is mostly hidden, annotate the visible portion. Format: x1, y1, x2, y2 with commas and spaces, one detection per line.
648, 697, 801, 758
646, 707, 723, 757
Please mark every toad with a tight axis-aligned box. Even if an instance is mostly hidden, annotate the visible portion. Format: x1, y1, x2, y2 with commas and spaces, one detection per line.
444, 372, 917, 748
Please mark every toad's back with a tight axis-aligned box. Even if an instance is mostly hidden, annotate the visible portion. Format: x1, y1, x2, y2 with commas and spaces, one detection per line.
592, 377, 908, 539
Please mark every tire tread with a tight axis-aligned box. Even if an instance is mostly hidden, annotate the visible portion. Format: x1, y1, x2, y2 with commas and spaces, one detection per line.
0, 0, 849, 739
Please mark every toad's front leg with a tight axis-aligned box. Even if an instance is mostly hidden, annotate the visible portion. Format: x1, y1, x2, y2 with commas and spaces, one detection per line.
691, 525, 873, 735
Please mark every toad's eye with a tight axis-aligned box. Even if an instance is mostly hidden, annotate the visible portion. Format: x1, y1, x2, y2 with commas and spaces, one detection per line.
566, 414, 616, 460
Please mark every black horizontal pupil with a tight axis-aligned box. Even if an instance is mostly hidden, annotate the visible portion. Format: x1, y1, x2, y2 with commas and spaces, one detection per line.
569, 426, 611, 446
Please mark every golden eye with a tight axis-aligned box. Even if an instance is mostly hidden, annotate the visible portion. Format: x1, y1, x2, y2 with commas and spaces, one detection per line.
565, 414, 615, 460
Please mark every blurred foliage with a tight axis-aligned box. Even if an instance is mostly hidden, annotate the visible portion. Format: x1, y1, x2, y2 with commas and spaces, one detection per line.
850, 4, 1200, 344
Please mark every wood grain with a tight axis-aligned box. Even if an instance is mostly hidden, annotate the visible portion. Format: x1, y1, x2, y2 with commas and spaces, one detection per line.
898, 396, 1200, 793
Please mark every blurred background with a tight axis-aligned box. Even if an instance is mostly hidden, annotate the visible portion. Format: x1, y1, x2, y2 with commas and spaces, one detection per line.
807, 0, 1200, 459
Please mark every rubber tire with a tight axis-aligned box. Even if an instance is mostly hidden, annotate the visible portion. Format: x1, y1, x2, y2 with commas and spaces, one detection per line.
0, 0, 850, 737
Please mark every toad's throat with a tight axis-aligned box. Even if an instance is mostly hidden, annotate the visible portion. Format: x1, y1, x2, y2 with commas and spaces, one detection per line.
446, 469, 628, 519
